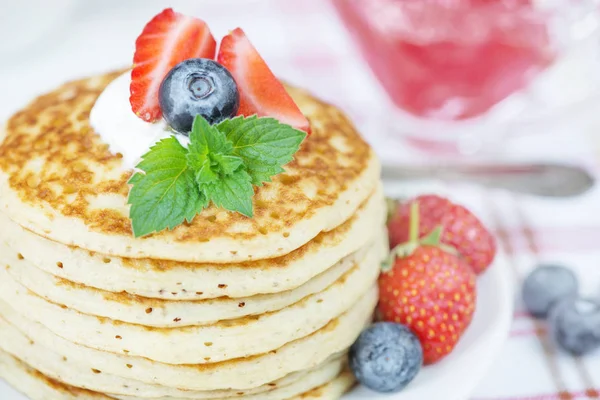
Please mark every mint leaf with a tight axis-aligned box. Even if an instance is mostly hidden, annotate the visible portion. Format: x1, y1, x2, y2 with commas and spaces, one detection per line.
187, 116, 244, 186
212, 153, 243, 175
217, 116, 306, 185
128, 137, 206, 238
203, 169, 254, 217
196, 158, 218, 186
128, 172, 144, 185
135, 137, 186, 173
187, 190, 210, 221
188, 116, 233, 156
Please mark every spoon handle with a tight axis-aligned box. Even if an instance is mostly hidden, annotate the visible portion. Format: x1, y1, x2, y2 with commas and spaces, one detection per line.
381, 163, 595, 198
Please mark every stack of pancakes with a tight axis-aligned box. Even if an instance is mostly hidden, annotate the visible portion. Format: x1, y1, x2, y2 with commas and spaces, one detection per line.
0, 72, 386, 400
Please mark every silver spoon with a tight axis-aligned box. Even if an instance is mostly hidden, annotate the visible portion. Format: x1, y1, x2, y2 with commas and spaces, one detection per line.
381, 163, 595, 198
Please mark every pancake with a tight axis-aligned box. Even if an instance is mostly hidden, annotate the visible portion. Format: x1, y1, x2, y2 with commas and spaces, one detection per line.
3, 231, 386, 327
0, 289, 375, 391
0, 72, 380, 263
0, 350, 354, 400
112, 371, 354, 400
0, 184, 385, 301
293, 372, 355, 400
0, 60, 385, 400
0, 313, 343, 400
111, 356, 345, 399
0, 232, 381, 363
0, 350, 111, 400
0, 334, 343, 400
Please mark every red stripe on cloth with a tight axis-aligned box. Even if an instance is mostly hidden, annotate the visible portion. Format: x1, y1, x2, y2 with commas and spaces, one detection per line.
514, 311, 533, 320
510, 197, 569, 394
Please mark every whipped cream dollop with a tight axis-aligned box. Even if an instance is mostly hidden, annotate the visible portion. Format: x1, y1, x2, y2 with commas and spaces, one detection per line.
90, 73, 188, 170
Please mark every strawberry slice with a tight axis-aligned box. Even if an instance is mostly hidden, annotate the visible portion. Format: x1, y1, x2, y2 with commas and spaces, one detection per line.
217, 28, 311, 133
130, 8, 217, 122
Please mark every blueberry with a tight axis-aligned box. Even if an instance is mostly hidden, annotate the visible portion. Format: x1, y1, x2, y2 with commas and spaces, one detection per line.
522, 264, 579, 319
159, 58, 239, 133
349, 322, 422, 393
549, 297, 600, 355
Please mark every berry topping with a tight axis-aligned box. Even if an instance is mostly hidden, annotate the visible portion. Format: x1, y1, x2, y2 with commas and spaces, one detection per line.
389, 194, 496, 275
549, 297, 600, 356
349, 322, 423, 393
522, 264, 579, 319
217, 28, 311, 133
159, 59, 239, 133
379, 203, 477, 364
130, 8, 217, 122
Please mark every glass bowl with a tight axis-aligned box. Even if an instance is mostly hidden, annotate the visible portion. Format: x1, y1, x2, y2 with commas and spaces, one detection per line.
333, 0, 600, 157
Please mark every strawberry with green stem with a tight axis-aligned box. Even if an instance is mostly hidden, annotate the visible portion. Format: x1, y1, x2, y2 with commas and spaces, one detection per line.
379, 202, 477, 365
389, 195, 496, 275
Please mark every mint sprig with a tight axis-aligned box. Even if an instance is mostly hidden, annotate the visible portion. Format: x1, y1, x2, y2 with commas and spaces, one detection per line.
128, 115, 306, 237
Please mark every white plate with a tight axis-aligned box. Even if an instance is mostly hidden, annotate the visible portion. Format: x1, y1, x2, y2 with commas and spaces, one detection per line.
346, 251, 513, 400
0, 182, 514, 400
345, 181, 514, 400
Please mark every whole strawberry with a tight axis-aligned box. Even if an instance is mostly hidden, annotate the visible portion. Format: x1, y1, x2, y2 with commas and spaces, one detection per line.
389, 194, 496, 275
380, 202, 477, 364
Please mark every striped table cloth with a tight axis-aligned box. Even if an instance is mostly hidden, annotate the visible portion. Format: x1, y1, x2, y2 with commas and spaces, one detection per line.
1, 0, 599, 398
